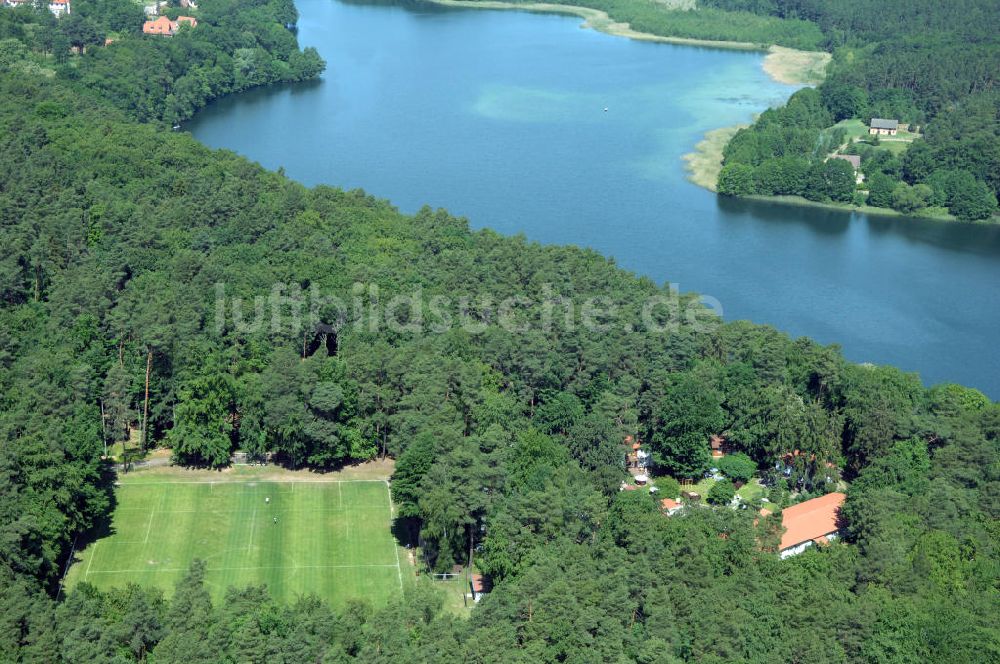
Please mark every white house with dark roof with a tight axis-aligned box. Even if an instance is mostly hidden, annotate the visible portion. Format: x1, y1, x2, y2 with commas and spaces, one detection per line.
48, 0, 70, 16
869, 118, 899, 136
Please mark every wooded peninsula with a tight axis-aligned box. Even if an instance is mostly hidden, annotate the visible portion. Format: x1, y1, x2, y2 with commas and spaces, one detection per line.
455, 0, 999, 222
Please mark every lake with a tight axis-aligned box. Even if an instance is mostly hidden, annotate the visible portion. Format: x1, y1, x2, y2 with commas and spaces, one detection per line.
188, 0, 1000, 398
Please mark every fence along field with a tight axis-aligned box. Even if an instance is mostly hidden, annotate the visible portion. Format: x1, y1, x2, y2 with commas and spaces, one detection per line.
63, 473, 405, 608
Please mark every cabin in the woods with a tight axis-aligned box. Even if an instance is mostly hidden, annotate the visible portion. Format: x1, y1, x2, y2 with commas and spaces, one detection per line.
625, 435, 650, 469
869, 118, 899, 136
470, 574, 489, 602
143, 15, 197, 35
779, 492, 846, 559
661, 497, 683, 516
829, 154, 864, 183
48, 0, 69, 16
830, 154, 860, 170
710, 434, 731, 459
143, 16, 173, 34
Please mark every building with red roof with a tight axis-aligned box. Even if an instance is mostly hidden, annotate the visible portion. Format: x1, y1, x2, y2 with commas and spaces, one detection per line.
779, 492, 846, 559
470, 573, 489, 602
710, 434, 729, 459
660, 497, 682, 515
48, 0, 70, 17
143, 15, 197, 36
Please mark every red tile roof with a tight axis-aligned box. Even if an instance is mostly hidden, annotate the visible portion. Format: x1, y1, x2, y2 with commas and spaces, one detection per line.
661, 498, 680, 510
143, 16, 173, 34
470, 574, 486, 592
780, 493, 845, 550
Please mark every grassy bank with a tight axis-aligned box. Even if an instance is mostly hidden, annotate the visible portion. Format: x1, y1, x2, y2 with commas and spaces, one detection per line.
742, 194, 959, 222
429, 1, 761, 49
428, 1, 828, 85
683, 124, 745, 191
762, 46, 830, 86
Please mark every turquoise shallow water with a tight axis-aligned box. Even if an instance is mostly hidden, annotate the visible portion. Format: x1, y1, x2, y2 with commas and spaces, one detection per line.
188, 0, 1000, 397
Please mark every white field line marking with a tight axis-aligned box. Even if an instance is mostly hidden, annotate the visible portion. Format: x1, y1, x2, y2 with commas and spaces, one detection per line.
57, 534, 81, 599
387, 481, 403, 591
143, 488, 167, 544
247, 502, 257, 554
84, 541, 98, 580
115, 479, 387, 486
143, 511, 155, 544
87, 563, 400, 575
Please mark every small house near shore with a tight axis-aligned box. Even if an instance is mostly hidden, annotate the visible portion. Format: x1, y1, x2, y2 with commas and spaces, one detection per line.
829, 154, 864, 183
869, 118, 899, 136
830, 154, 860, 170
779, 492, 846, 559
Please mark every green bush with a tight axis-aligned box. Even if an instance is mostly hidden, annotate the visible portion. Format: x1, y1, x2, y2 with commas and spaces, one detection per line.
658, 476, 681, 499
717, 163, 756, 196
707, 479, 737, 505
716, 453, 756, 484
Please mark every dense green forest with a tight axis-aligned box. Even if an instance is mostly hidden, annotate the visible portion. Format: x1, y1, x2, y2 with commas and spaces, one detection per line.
708, 0, 999, 220
1, 0, 999, 662
471, 0, 824, 50
0, 0, 324, 123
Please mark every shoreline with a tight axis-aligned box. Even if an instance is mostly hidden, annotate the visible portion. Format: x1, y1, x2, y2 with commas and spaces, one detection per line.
425, 1, 827, 84
683, 125, 745, 192
740, 195, 962, 223
426, 0, 841, 211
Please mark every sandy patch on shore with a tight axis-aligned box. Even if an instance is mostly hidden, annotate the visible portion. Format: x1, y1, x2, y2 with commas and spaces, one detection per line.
683, 124, 744, 191
762, 46, 830, 86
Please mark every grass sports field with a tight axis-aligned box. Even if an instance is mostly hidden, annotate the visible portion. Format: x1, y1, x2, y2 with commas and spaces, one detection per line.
63, 464, 408, 607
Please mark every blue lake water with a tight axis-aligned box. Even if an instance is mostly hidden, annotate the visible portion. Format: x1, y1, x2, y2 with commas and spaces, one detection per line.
188, 0, 1000, 397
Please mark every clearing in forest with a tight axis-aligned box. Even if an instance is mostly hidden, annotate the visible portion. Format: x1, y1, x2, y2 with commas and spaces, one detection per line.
63, 464, 407, 607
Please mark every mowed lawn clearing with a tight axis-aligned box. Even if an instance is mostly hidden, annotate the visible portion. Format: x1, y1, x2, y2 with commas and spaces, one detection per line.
64, 471, 406, 608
